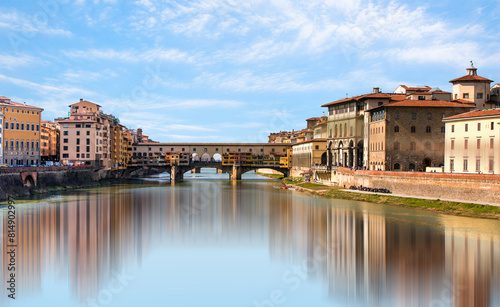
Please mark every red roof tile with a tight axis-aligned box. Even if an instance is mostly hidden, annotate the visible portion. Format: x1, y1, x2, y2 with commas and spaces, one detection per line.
443, 109, 500, 120
379, 99, 474, 108
400, 85, 431, 91
449, 75, 493, 83
321, 93, 406, 107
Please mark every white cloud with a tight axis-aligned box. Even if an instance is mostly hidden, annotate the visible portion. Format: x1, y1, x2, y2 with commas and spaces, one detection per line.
62, 48, 196, 63
0, 11, 72, 38
0, 53, 40, 69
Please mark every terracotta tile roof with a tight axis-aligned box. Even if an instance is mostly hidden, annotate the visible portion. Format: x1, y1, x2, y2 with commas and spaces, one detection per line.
400, 85, 431, 91
443, 109, 500, 121
408, 92, 433, 95
0, 100, 44, 110
321, 93, 406, 107
306, 117, 321, 121
449, 75, 493, 83
430, 90, 451, 94
451, 99, 476, 104
493, 83, 500, 88
377, 99, 475, 108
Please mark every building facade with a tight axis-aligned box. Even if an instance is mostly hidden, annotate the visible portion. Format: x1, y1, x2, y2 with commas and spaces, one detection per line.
0, 110, 3, 164
443, 109, 500, 174
56, 99, 112, 168
321, 89, 407, 169
1, 97, 43, 166
41, 121, 60, 163
367, 96, 473, 171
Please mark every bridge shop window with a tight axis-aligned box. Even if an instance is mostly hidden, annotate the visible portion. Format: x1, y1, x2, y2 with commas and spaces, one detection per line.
204, 148, 207, 152
261, 149, 264, 152
227, 148, 230, 152
182, 148, 185, 152
193, 148, 196, 151
249, 149, 252, 152
160, 148, 163, 151
171, 148, 174, 151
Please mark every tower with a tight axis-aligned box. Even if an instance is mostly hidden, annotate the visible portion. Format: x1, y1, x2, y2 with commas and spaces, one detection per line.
450, 62, 494, 110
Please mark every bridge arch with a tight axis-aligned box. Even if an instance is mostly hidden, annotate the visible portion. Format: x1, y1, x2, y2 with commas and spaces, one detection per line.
24, 174, 35, 187
191, 153, 200, 162
200, 153, 211, 162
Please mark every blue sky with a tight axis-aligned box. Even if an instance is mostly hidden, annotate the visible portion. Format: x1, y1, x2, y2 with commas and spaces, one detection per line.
0, 0, 499, 142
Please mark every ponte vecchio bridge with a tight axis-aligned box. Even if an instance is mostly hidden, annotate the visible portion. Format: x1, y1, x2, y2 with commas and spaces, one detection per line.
129, 143, 292, 181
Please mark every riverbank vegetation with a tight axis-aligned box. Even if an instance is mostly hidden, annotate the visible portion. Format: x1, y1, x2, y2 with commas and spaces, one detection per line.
290, 181, 500, 220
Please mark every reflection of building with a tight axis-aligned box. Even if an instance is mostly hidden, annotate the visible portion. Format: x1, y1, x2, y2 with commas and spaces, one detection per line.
1, 96, 43, 165
443, 109, 500, 173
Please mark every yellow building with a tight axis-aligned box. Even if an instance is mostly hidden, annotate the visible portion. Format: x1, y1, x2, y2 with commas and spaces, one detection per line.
1, 97, 43, 165
41, 121, 60, 163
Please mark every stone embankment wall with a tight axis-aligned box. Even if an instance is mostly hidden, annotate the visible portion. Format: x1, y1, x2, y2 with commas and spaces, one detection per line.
335, 167, 500, 204
0, 167, 111, 200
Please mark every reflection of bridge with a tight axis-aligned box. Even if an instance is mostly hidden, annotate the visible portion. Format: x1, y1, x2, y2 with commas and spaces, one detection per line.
129, 143, 292, 181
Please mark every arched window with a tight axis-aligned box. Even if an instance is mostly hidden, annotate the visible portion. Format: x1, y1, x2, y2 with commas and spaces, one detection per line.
426, 126, 431, 133
409, 163, 416, 170
5, 139, 8, 148
411, 126, 416, 133
26, 141, 29, 149
4, 122, 8, 129
394, 163, 401, 170
15, 140, 19, 148
16, 123, 19, 130
11, 123, 14, 129
394, 142, 400, 150
344, 123, 347, 136
394, 126, 399, 132
20, 141, 24, 148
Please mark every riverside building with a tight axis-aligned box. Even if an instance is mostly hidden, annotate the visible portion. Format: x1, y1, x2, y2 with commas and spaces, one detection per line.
1, 97, 43, 166
443, 109, 500, 174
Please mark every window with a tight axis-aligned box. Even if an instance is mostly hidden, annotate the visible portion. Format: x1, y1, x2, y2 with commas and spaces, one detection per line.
465, 124, 468, 132
21, 123, 24, 130
63, 146, 68, 151
63, 154, 69, 158
464, 139, 468, 149
4, 122, 7, 129
76, 146, 80, 153
395, 112, 399, 119
31, 124, 34, 131
393, 142, 400, 150
86, 146, 90, 152
489, 159, 494, 172
410, 142, 416, 151
476, 159, 480, 172
419, 96, 425, 100
426, 126, 431, 133
441, 114, 445, 119
441, 127, 445, 133
463, 93, 469, 99
451, 125, 455, 132
411, 113, 416, 120
36, 125, 39, 131
86, 139, 90, 145
63, 138, 68, 143
76, 124, 81, 128
477, 139, 481, 149
85, 124, 91, 128
16, 123, 19, 130
315, 145, 319, 150
394, 126, 399, 132
491, 122, 495, 130
491, 138, 494, 149
394, 163, 401, 170
411, 126, 416, 133
477, 93, 483, 99
87, 131, 90, 136
76, 154, 80, 158
76, 131, 80, 136
463, 159, 468, 171
477, 123, 481, 131
451, 139, 455, 150
63, 131, 68, 136
450, 159, 454, 172
427, 113, 432, 120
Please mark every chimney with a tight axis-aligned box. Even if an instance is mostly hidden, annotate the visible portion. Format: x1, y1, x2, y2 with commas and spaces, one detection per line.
373, 87, 380, 94
80, 98, 83, 102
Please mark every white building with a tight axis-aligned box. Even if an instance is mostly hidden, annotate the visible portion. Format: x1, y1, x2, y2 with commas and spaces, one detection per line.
443, 109, 500, 174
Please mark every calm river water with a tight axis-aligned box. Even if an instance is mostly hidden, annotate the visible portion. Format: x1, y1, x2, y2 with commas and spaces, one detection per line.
1, 170, 500, 307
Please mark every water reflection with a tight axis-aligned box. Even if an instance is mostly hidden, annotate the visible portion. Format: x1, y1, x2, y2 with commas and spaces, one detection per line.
1, 179, 500, 306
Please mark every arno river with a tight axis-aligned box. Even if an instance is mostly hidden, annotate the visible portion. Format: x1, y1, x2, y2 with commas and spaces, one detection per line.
1, 170, 500, 307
